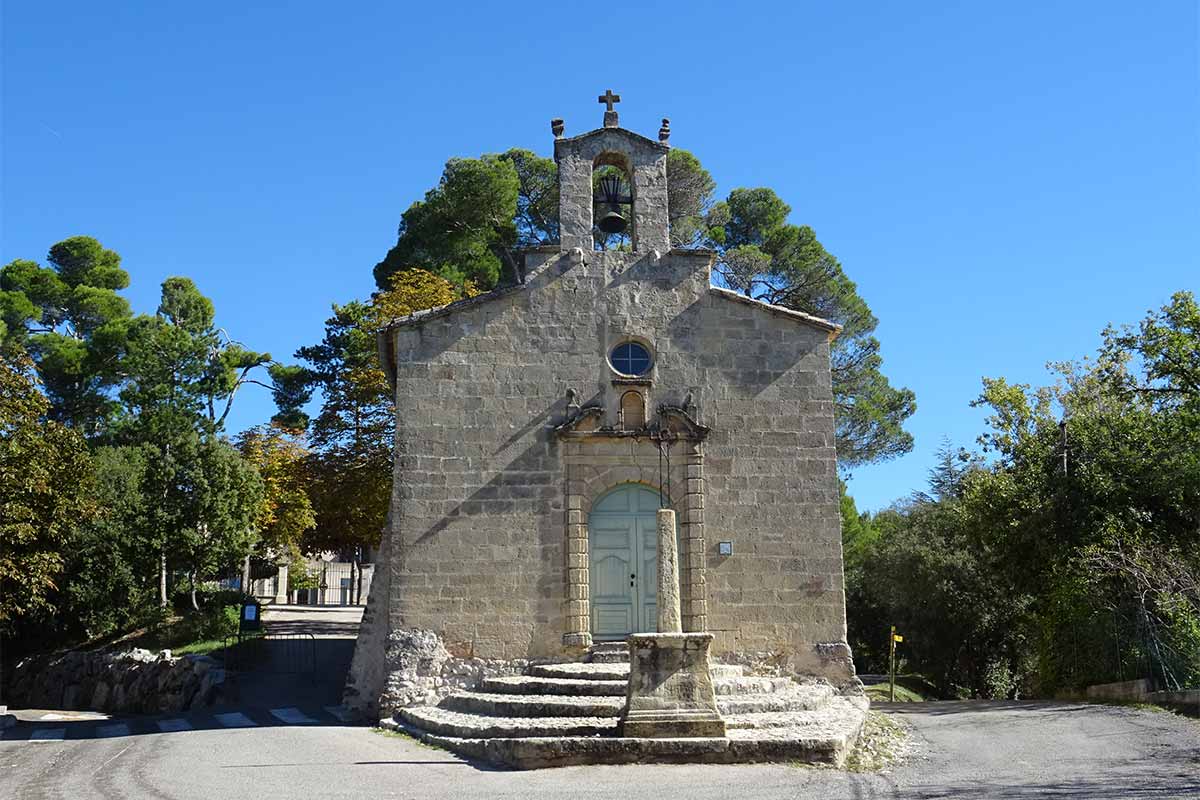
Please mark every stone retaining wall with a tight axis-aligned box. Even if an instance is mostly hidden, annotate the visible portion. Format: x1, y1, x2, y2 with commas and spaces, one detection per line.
1147, 689, 1200, 716
7, 648, 225, 714
1086, 678, 1152, 702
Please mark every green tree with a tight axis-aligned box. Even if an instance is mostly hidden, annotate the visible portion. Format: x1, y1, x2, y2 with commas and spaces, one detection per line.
845, 292, 1200, 696
119, 277, 271, 606
710, 187, 915, 468
171, 435, 264, 611
0, 353, 98, 630
0, 236, 133, 437
57, 445, 157, 639
237, 423, 316, 565
373, 154, 521, 289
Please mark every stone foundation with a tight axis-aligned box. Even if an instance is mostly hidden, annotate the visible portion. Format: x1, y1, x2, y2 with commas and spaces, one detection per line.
374, 628, 537, 717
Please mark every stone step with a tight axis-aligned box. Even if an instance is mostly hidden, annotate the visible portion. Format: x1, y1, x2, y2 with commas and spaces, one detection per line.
724, 711, 842, 730
401, 726, 858, 770
529, 661, 745, 681
530, 662, 629, 681
440, 691, 624, 718
398, 706, 617, 738
716, 688, 832, 716
585, 642, 630, 664
480, 675, 627, 697
712, 676, 794, 696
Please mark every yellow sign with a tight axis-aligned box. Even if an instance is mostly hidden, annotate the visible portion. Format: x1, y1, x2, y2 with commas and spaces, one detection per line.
893, 634, 904, 642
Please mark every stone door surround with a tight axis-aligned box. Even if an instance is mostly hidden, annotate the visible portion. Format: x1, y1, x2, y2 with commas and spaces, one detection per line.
561, 439, 708, 648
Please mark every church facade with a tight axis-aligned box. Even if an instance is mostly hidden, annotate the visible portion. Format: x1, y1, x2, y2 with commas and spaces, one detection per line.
346, 100, 857, 715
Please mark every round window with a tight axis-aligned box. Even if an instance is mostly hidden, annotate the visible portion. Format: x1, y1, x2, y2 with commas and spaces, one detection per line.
610, 341, 652, 376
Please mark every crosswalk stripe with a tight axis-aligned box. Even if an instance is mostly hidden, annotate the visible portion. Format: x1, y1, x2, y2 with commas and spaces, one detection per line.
323, 705, 354, 723
214, 712, 257, 728
29, 728, 66, 741
269, 707, 317, 725
96, 723, 130, 738
156, 718, 192, 732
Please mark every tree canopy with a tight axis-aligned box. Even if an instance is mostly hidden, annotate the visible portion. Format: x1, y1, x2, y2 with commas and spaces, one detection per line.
0, 236, 133, 436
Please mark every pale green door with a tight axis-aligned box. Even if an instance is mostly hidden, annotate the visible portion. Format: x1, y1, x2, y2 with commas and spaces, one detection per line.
589, 484, 666, 640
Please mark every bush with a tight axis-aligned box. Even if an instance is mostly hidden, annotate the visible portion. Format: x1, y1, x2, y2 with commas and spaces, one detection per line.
195, 604, 240, 642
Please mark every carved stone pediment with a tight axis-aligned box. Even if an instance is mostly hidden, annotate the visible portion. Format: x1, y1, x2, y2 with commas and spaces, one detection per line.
554, 403, 709, 442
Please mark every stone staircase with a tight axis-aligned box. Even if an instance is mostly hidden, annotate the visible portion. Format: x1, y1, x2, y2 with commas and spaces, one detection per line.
388, 642, 868, 769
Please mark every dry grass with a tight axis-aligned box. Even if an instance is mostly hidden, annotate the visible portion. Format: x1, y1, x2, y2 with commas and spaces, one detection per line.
845, 711, 913, 773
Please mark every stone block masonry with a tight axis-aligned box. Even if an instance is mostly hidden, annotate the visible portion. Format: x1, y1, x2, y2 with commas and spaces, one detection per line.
369, 244, 855, 687
350, 109, 861, 718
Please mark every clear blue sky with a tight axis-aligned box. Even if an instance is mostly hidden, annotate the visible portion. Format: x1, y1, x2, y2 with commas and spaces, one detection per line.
3, 3, 1197, 512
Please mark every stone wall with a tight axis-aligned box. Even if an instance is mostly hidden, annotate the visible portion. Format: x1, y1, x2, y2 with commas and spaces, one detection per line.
1086, 678, 1153, 702
369, 244, 855, 689
7, 649, 225, 714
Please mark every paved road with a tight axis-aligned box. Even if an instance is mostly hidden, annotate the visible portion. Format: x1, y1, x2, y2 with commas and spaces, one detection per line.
2, 700, 1197, 799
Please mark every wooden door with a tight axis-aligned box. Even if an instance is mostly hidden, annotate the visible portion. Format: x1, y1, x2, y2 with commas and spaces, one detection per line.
589, 484, 668, 640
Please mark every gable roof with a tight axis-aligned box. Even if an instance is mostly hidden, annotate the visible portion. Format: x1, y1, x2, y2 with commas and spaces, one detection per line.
708, 286, 842, 341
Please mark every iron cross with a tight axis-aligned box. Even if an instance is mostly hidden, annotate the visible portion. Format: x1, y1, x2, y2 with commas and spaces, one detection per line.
598, 89, 621, 112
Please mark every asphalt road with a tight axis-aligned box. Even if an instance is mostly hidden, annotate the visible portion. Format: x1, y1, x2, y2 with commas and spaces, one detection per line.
2, 700, 1197, 799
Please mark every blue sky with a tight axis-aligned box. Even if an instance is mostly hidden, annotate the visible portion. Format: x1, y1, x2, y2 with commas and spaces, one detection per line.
3, 2, 1197, 512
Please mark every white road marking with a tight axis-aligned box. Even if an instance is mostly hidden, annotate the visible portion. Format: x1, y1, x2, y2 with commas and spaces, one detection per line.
156, 718, 192, 732
39, 712, 105, 721
269, 707, 317, 725
96, 723, 130, 738
214, 712, 257, 728
29, 728, 66, 741
323, 705, 353, 723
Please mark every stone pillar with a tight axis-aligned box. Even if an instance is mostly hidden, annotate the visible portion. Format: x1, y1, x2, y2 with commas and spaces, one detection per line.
275, 565, 289, 605
621, 507, 725, 739
657, 509, 682, 633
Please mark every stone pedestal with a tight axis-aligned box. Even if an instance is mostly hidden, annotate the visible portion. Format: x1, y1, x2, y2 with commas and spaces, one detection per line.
621, 632, 726, 738
620, 509, 726, 738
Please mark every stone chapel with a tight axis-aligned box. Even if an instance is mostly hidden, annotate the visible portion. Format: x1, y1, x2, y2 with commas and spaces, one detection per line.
345, 95, 858, 720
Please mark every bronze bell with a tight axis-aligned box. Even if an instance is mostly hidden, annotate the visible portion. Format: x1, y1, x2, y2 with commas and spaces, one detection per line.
595, 173, 632, 236
597, 204, 628, 234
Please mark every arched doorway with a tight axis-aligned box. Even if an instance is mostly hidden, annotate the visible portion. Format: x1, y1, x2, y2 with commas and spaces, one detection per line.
588, 483, 669, 640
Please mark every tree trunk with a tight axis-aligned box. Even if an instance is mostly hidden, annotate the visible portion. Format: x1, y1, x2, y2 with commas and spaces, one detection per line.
190, 569, 199, 612
159, 548, 168, 608
242, 554, 251, 597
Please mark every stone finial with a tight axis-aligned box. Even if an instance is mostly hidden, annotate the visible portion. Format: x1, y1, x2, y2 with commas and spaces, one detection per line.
551, 118, 564, 138
598, 88, 621, 128
658, 118, 671, 143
